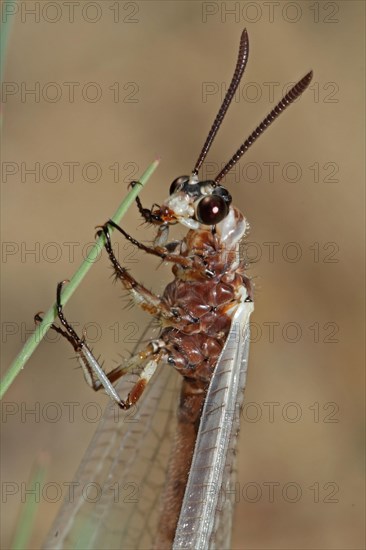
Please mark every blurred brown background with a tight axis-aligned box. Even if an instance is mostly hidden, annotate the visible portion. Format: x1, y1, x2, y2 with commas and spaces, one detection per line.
1, 1, 364, 548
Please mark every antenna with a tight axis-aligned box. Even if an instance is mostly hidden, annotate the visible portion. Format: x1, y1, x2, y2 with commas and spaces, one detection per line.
214, 70, 313, 184
192, 28, 249, 176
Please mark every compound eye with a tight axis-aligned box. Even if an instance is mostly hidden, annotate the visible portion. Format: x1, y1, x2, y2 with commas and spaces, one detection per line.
196, 195, 228, 225
169, 175, 189, 195
213, 185, 232, 205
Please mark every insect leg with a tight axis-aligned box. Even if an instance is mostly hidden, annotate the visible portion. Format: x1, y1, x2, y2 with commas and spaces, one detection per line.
102, 219, 192, 268
98, 224, 191, 323
98, 338, 167, 383
36, 282, 166, 409
130, 180, 163, 225
129, 181, 182, 248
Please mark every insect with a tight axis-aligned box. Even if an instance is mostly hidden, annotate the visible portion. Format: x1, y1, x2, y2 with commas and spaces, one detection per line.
41, 29, 312, 550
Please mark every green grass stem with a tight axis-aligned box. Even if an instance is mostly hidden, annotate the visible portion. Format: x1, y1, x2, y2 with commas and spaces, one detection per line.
0, 159, 159, 399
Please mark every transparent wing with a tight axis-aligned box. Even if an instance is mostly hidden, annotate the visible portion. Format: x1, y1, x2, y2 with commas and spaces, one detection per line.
43, 302, 253, 550
43, 324, 182, 550
173, 301, 254, 550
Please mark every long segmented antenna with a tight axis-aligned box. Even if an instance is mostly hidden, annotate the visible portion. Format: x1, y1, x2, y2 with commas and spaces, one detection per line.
192, 28, 249, 176
214, 70, 313, 184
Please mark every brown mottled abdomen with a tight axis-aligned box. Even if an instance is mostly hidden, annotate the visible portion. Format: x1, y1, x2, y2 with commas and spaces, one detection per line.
161, 271, 243, 383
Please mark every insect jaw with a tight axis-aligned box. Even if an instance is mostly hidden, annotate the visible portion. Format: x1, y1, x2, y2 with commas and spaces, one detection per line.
159, 194, 199, 229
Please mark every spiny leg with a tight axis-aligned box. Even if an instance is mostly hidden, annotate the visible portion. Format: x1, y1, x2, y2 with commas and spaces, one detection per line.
130, 180, 163, 225
100, 339, 166, 384
130, 181, 182, 248
104, 219, 191, 268
97, 224, 198, 325
102, 220, 217, 278
36, 282, 166, 409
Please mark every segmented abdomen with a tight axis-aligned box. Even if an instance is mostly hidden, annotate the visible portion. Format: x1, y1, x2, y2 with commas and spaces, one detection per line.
161, 270, 244, 383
